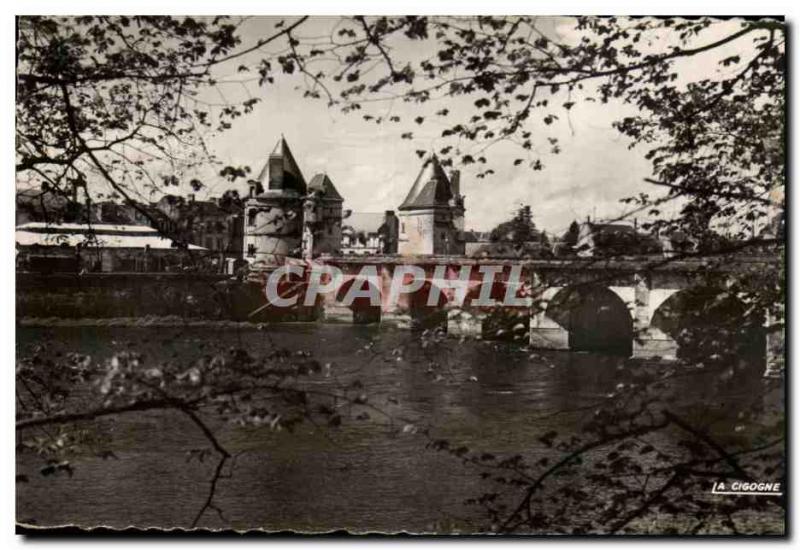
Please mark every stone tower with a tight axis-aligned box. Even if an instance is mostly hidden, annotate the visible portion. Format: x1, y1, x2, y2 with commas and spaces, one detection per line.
243, 137, 307, 265
305, 173, 344, 257
398, 154, 465, 256
243, 138, 344, 265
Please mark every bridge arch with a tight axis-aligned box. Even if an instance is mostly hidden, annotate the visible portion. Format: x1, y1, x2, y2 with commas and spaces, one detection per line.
546, 284, 633, 356
647, 288, 682, 325
650, 287, 765, 362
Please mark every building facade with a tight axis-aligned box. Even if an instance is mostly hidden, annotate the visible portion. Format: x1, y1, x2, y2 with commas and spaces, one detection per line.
340, 211, 399, 255
397, 155, 465, 256
15, 222, 205, 273
243, 138, 344, 266
239, 145, 467, 262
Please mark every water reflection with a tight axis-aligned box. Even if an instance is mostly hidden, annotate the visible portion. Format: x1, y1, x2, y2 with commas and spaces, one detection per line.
16, 324, 778, 532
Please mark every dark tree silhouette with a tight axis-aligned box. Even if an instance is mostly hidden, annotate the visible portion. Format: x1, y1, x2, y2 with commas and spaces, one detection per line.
16, 16, 785, 534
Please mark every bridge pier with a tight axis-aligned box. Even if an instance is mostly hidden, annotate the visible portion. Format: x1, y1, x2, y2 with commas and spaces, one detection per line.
447, 309, 484, 338
320, 303, 355, 323
632, 328, 678, 360
381, 305, 412, 329
631, 273, 678, 360
529, 307, 570, 350
527, 279, 569, 350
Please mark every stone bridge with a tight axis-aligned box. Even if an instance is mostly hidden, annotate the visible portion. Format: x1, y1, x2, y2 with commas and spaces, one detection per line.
265, 253, 781, 368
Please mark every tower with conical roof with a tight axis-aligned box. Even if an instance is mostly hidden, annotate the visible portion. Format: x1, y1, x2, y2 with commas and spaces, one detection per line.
397, 154, 465, 256
243, 137, 307, 264
305, 173, 344, 256
243, 137, 344, 265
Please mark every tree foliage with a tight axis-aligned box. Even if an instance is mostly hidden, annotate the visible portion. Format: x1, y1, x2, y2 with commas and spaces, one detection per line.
15, 15, 786, 534
16, 15, 303, 238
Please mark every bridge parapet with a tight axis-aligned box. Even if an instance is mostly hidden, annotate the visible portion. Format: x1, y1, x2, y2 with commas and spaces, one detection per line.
256, 253, 782, 372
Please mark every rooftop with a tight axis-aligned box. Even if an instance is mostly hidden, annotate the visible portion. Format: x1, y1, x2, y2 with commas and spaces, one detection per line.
399, 154, 455, 210
15, 223, 205, 250
308, 173, 344, 201
255, 137, 307, 194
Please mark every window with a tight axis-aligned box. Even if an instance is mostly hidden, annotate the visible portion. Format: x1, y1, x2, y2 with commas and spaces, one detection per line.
247, 244, 256, 258
247, 209, 257, 227
401, 222, 405, 233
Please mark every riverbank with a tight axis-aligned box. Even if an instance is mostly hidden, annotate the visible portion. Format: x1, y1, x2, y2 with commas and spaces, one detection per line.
16, 315, 275, 329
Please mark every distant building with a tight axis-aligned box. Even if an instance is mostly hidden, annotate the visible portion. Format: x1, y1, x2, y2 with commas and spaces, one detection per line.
169, 195, 243, 258
575, 219, 662, 257
93, 200, 150, 226
398, 155, 465, 256
463, 230, 492, 257
341, 211, 399, 255
16, 188, 88, 226
15, 222, 205, 273
91, 194, 245, 262
243, 137, 344, 266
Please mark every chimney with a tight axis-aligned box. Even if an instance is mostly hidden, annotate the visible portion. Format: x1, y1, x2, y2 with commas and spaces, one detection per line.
188, 193, 195, 203
450, 170, 461, 197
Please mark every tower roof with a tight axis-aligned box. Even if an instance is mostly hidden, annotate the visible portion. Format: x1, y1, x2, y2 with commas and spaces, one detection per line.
256, 137, 307, 194
399, 154, 454, 210
308, 173, 344, 201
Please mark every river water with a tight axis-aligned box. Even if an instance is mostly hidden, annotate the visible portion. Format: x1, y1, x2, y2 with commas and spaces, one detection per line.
15, 324, 784, 533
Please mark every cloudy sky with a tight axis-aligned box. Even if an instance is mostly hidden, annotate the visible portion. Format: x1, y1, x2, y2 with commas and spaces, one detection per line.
186, 16, 746, 235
